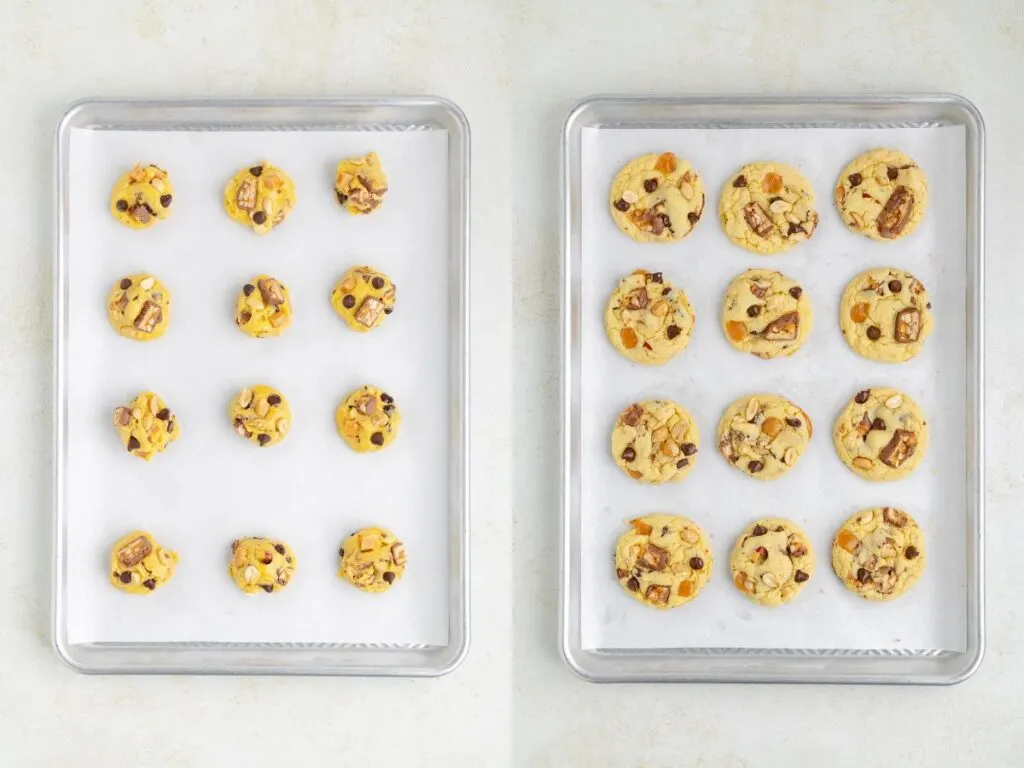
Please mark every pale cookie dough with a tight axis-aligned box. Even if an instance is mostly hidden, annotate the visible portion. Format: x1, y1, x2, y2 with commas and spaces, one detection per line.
223, 162, 296, 234
835, 149, 928, 241
833, 387, 928, 481
717, 394, 812, 480
611, 400, 699, 484
109, 530, 179, 594
730, 518, 814, 606
839, 267, 933, 363
605, 269, 695, 364
107, 274, 170, 341
609, 152, 705, 243
614, 514, 713, 609
832, 507, 926, 601
338, 527, 407, 593
719, 162, 818, 254
110, 163, 174, 229
335, 152, 388, 215
113, 391, 180, 461
331, 266, 397, 332
229, 537, 297, 594
721, 269, 813, 359
235, 275, 292, 338
336, 385, 401, 452
230, 385, 291, 447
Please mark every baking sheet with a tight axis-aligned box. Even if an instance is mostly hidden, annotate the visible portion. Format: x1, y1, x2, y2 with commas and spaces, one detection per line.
579, 126, 967, 651
65, 127, 450, 645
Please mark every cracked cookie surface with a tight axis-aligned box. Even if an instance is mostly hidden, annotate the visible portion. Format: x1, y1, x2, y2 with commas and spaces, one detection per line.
235, 275, 292, 338
338, 527, 407, 593
730, 518, 814, 606
717, 393, 812, 480
109, 530, 179, 594
833, 387, 927, 482
336, 385, 401, 453
331, 266, 396, 332
230, 385, 291, 447
832, 507, 925, 601
113, 391, 180, 461
335, 152, 388, 215
615, 514, 712, 609
229, 537, 297, 594
110, 163, 174, 229
719, 162, 818, 254
721, 268, 812, 359
605, 269, 695, 364
223, 161, 296, 234
609, 152, 705, 243
611, 399, 699, 484
835, 148, 928, 241
107, 273, 171, 341
840, 267, 932, 363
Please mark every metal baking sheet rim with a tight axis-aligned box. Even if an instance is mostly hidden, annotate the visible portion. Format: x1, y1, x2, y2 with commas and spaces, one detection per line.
52, 97, 471, 677
558, 94, 985, 685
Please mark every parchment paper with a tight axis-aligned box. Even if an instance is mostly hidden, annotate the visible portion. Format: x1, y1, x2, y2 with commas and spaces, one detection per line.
579, 126, 967, 651
65, 127, 450, 645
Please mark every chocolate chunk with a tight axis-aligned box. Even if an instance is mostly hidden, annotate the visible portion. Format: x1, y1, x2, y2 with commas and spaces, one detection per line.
689, 557, 704, 571
267, 394, 282, 406
876, 185, 914, 239
888, 280, 902, 293
687, 211, 700, 225
866, 326, 882, 340
676, 458, 689, 468
794, 570, 809, 583
856, 568, 871, 583
143, 579, 156, 590
786, 222, 806, 236
274, 544, 286, 555
383, 571, 396, 584
159, 194, 172, 208
120, 278, 132, 290
645, 584, 670, 604
681, 443, 697, 456
887, 166, 899, 180
130, 204, 151, 224
242, 284, 255, 297
614, 198, 629, 212
119, 572, 132, 584
118, 535, 152, 566
133, 301, 162, 333
848, 173, 863, 187
621, 404, 643, 427
261, 550, 274, 565
746, 305, 761, 318
342, 294, 356, 309
249, 165, 263, 176
752, 524, 767, 536
855, 389, 871, 404
637, 544, 669, 572
789, 286, 803, 300
871, 417, 886, 431
733, 175, 747, 188
621, 447, 636, 462
879, 430, 917, 468
649, 214, 665, 235
894, 308, 921, 343
116, 199, 129, 211
905, 545, 919, 560
355, 296, 386, 327
258, 278, 286, 307
251, 210, 267, 225
239, 310, 252, 324
747, 459, 765, 474
883, 507, 909, 528
257, 433, 271, 446
626, 287, 648, 310
261, 584, 274, 593
785, 417, 802, 428
743, 202, 773, 237
336, 190, 349, 205
666, 324, 681, 340
156, 408, 170, 420
126, 436, 140, 452
616, 568, 627, 579
370, 432, 384, 446
762, 311, 799, 341
626, 576, 640, 592
643, 178, 658, 193
649, 272, 663, 283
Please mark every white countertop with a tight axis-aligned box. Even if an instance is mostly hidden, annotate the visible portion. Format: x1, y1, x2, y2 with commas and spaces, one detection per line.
0, 0, 1018, 765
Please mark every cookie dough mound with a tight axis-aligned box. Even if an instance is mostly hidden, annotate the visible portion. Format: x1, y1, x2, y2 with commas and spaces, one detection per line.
331, 266, 397, 332
229, 537, 297, 594
605, 269, 695, 365
611, 399, 699, 484
223, 162, 296, 234
719, 162, 818, 254
230, 385, 291, 447
338, 527, 407, 592
833, 387, 928, 481
832, 507, 926, 601
615, 515, 712, 609
717, 394, 812, 480
835, 149, 928, 241
609, 152, 705, 243
236, 275, 292, 338
336, 385, 401, 452
107, 274, 170, 341
110, 163, 174, 229
721, 269, 813, 359
113, 391, 180, 461
109, 530, 179, 594
335, 152, 388, 215
840, 267, 933, 363
730, 518, 814, 606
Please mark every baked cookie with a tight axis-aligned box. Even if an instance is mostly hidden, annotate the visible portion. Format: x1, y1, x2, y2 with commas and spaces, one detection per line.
719, 162, 818, 254
832, 507, 925, 601
338, 527, 407, 593
605, 269, 695, 364
609, 152, 705, 243
110, 163, 173, 229
336, 385, 401, 452
835, 149, 928, 241
229, 537, 297, 594
721, 269, 812, 359
335, 152, 388, 215
614, 515, 712, 609
833, 387, 928, 481
223, 162, 296, 235
611, 400, 699, 484
235, 275, 292, 338
331, 266, 396, 332
113, 391, 180, 461
730, 518, 814, 606
840, 267, 933, 363
230, 385, 291, 447
717, 394, 812, 480
107, 274, 170, 341
109, 530, 179, 594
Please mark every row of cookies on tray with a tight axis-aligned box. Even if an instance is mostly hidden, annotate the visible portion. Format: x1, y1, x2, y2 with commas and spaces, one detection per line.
609, 148, 927, 249
615, 507, 926, 609
110, 154, 389, 233
606, 266, 932, 365
612, 388, 926, 484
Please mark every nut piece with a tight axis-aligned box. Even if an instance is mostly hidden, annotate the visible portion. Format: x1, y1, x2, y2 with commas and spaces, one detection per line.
876, 186, 914, 239
783, 447, 797, 466
879, 429, 917, 468
113, 407, 132, 427
621, 190, 639, 205
243, 565, 259, 584
133, 300, 162, 333
257, 278, 285, 307
885, 394, 904, 409
894, 307, 922, 343
236, 178, 258, 212
637, 544, 669, 572
852, 456, 874, 470
354, 296, 385, 327
649, 300, 669, 317
762, 311, 799, 341
743, 202, 774, 237
355, 394, 377, 416
744, 398, 760, 422
117, 535, 153, 567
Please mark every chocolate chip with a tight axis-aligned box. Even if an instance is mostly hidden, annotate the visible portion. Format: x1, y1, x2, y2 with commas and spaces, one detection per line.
848, 172, 863, 187
239, 310, 252, 324
905, 546, 919, 560
666, 325, 681, 340
249, 165, 263, 176
785, 417, 802, 428
621, 447, 636, 462
167, 421, 175, 433
143, 579, 156, 590
159, 194, 172, 208
370, 432, 384, 446
339, 548, 345, 557
752, 524, 768, 536
116, 199, 129, 211
687, 211, 700, 225
748, 460, 764, 473
336, 190, 348, 205
855, 389, 871, 404
156, 408, 170, 420
856, 568, 871, 583
613, 198, 629, 212
661, 526, 669, 536
267, 394, 282, 406
681, 443, 697, 456
626, 577, 640, 592
888, 280, 902, 293
127, 436, 140, 452
119, 571, 132, 584
660, 214, 671, 229
251, 211, 266, 225
380, 393, 394, 404
789, 286, 803, 299
733, 175, 747, 188
342, 294, 356, 309
794, 570, 809, 583
257, 433, 271, 446
747, 305, 761, 318
887, 166, 899, 180
372, 277, 385, 290
243, 283, 255, 296
261, 584, 274, 593
676, 458, 689, 468
383, 571, 396, 584
274, 544, 286, 555
866, 326, 882, 340
871, 417, 886, 431
786, 222, 805, 236
384, 307, 394, 314
689, 557, 704, 570
119, 278, 132, 290
641, 178, 657, 194
649, 272, 663, 283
